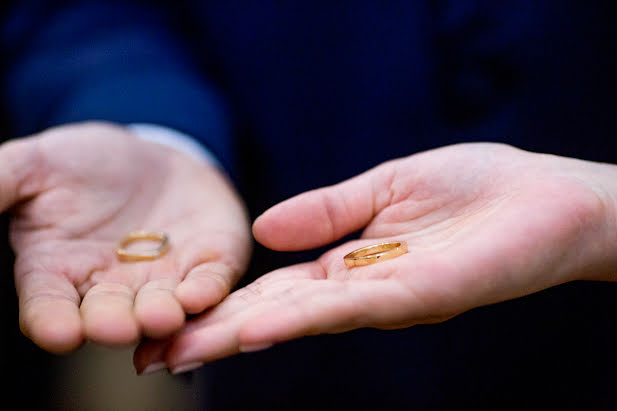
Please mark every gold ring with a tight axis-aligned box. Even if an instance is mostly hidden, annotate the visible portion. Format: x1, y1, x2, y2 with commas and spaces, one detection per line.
116, 230, 170, 262
344, 241, 408, 268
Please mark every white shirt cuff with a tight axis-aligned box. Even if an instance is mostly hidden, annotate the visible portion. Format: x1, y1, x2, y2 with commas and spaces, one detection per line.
127, 123, 221, 167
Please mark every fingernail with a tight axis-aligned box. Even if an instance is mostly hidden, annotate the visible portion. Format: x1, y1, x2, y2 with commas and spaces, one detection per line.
139, 362, 167, 376
239, 342, 273, 353
170, 361, 203, 375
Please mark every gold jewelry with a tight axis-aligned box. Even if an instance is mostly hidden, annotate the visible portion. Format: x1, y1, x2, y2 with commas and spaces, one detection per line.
116, 230, 170, 262
343, 241, 408, 268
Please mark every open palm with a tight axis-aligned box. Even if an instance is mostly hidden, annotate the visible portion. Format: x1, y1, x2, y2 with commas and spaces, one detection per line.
134, 143, 617, 373
0, 122, 251, 353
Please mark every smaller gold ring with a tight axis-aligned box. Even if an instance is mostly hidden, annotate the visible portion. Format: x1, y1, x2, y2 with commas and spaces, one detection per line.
344, 241, 408, 268
116, 230, 170, 262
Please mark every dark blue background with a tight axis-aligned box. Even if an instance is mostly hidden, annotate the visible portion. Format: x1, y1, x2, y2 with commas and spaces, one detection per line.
1, 1, 616, 409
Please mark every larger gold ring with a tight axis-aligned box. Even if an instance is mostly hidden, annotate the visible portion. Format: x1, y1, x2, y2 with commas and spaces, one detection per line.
344, 241, 408, 268
116, 230, 170, 262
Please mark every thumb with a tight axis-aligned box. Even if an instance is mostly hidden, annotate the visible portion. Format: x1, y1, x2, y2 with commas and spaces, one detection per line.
0, 137, 40, 213
253, 162, 395, 251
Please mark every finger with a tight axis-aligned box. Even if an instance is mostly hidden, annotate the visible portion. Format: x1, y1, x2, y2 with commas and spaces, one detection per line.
135, 253, 254, 373
80, 282, 139, 346
171, 224, 251, 314
147, 263, 322, 372
175, 261, 237, 314
180, 262, 326, 327
16, 269, 83, 353
161, 263, 415, 371
134, 279, 184, 338
134, 338, 172, 375
136, 298, 268, 375
163, 280, 410, 372
0, 137, 42, 213
165, 303, 276, 373
237, 280, 414, 346
253, 162, 396, 251
164, 247, 440, 370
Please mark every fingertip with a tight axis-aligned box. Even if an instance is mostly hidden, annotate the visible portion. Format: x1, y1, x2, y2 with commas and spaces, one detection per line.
133, 279, 186, 339
83, 312, 140, 347
36, 327, 84, 354
22, 309, 84, 354
133, 338, 171, 375
174, 281, 212, 314
20, 299, 84, 354
251, 211, 272, 242
135, 297, 185, 339
81, 283, 140, 346
174, 265, 231, 314
251, 208, 280, 249
252, 194, 333, 251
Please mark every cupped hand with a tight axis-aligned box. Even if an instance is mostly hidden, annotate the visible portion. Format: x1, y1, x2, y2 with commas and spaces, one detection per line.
134, 143, 617, 374
0, 122, 251, 353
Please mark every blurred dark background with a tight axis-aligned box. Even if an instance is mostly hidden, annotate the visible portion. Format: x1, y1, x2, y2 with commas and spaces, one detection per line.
1, 1, 616, 409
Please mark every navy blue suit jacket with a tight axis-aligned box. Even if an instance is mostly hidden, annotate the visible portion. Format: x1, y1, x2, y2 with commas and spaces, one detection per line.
2, 1, 616, 409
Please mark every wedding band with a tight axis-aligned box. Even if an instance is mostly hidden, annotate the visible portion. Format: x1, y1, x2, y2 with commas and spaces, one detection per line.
116, 230, 170, 262
343, 241, 408, 268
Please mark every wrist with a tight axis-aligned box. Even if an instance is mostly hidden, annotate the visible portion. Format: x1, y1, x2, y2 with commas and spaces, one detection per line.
573, 159, 617, 282
127, 123, 221, 167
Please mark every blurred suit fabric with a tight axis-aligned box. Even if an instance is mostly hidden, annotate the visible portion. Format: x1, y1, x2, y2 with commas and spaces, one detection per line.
1, 1, 616, 409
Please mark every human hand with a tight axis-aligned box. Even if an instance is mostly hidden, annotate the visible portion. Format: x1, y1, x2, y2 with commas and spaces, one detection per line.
0, 122, 251, 353
134, 143, 617, 374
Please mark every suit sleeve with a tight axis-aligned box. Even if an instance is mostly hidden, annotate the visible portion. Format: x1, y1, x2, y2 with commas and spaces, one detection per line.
0, 1, 235, 173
